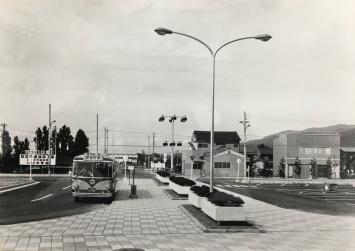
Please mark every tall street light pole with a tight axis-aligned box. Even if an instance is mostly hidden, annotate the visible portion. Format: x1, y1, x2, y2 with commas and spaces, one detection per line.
154, 28, 271, 192
159, 114, 187, 172
48, 104, 56, 175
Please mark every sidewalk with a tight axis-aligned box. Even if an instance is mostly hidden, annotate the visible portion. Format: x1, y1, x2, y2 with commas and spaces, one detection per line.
0, 178, 355, 250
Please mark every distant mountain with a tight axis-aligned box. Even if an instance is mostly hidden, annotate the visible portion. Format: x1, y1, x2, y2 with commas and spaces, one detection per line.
247, 124, 355, 147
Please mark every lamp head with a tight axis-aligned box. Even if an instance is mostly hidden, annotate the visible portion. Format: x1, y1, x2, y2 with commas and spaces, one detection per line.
254, 34, 272, 42
154, 28, 173, 35
159, 115, 165, 122
180, 116, 187, 122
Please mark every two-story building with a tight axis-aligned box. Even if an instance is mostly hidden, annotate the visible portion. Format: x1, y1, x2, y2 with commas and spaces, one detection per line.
273, 133, 340, 178
182, 130, 245, 178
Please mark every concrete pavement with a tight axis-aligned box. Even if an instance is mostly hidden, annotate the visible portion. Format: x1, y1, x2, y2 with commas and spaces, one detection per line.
1, 178, 355, 250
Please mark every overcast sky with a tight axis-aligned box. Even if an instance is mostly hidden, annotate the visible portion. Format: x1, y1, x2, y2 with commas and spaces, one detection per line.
0, 0, 354, 153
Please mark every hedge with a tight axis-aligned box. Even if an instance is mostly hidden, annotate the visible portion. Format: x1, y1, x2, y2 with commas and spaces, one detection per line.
169, 176, 195, 186
156, 170, 170, 177
207, 190, 244, 207
190, 185, 210, 197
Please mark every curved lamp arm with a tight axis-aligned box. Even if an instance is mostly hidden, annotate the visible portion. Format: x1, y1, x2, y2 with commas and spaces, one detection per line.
172, 31, 214, 57
215, 37, 255, 56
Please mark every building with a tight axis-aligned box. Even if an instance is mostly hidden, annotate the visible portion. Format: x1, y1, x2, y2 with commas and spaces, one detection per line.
239, 144, 273, 175
182, 131, 245, 178
273, 133, 340, 179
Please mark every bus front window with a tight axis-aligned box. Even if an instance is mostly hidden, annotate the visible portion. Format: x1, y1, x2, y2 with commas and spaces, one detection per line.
74, 162, 94, 177
94, 162, 113, 177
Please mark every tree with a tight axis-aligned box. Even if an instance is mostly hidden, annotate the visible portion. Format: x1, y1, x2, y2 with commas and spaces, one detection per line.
294, 156, 302, 178
33, 126, 48, 150
72, 129, 89, 156
57, 125, 74, 156
13, 136, 29, 155
310, 158, 318, 179
1, 129, 12, 157
326, 158, 333, 179
278, 157, 285, 178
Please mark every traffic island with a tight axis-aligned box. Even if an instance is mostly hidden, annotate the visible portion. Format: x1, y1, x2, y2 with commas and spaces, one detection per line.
180, 204, 264, 233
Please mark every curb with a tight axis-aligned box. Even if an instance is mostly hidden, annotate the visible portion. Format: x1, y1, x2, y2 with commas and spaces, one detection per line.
0, 181, 40, 194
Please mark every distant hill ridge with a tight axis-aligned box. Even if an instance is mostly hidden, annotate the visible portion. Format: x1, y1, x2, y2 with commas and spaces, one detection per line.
247, 124, 355, 147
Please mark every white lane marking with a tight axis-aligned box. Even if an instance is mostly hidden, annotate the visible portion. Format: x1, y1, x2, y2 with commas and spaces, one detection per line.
0, 181, 40, 194
305, 184, 309, 187
216, 185, 222, 187
233, 185, 241, 188
62, 185, 71, 190
280, 184, 286, 186
323, 198, 355, 201
31, 193, 53, 202
224, 185, 232, 187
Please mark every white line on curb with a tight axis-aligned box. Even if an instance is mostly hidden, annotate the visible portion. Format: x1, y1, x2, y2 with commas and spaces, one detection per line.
62, 185, 71, 190
31, 194, 53, 202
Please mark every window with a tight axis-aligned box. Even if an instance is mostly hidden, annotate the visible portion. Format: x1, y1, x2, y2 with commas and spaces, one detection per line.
299, 147, 332, 155
214, 162, 230, 168
198, 143, 208, 149
193, 161, 203, 169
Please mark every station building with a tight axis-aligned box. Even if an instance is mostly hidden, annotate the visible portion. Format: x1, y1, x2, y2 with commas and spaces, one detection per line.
273, 133, 340, 178
182, 130, 245, 178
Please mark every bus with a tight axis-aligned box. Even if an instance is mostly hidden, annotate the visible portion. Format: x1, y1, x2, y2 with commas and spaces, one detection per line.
72, 154, 118, 202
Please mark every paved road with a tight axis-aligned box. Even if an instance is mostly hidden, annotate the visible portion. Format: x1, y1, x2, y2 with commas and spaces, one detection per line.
198, 178, 355, 216
0, 167, 154, 225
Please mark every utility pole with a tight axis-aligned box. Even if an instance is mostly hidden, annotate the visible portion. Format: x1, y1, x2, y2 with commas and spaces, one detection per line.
96, 114, 98, 155
0, 123, 7, 132
152, 133, 155, 171
240, 111, 250, 182
106, 128, 109, 155
48, 104, 51, 175
148, 135, 151, 169
104, 128, 106, 154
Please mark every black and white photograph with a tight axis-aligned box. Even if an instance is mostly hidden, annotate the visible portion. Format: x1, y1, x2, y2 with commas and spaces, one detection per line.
0, 0, 355, 250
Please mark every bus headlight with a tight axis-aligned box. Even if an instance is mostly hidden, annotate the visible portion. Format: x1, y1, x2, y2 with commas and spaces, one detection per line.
106, 184, 111, 190
74, 184, 79, 191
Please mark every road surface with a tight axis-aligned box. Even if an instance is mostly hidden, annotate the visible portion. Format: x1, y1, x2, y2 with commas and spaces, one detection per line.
198, 178, 355, 216
0, 167, 154, 225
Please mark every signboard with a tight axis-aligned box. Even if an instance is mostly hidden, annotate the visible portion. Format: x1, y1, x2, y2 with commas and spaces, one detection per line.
128, 165, 135, 171
19, 151, 56, 166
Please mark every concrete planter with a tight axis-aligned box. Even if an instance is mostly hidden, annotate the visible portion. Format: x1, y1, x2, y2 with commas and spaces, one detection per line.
201, 199, 246, 222
156, 173, 169, 184
188, 189, 207, 208
169, 180, 191, 195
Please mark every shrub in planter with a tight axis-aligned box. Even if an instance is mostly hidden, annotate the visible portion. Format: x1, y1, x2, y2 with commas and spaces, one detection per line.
201, 190, 246, 221
169, 177, 195, 195
189, 185, 210, 208
156, 170, 170, 177
169, 176, 196, 186
190, 185, 210, 197
207, 190, 244, 207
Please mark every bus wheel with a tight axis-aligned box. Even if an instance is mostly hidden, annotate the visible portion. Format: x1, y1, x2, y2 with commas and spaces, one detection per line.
74, 197, 79, 203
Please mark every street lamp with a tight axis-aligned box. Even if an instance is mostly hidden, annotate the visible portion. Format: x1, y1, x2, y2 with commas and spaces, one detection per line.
48, 119, 56, 175
158, 114, 187, 172
155, 28, 271, 192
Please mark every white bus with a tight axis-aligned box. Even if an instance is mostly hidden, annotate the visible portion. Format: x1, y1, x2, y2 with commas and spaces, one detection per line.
72, 154, 118, 202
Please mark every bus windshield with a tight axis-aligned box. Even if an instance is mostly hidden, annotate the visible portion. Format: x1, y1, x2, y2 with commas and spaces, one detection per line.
74, 161, 113, 177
